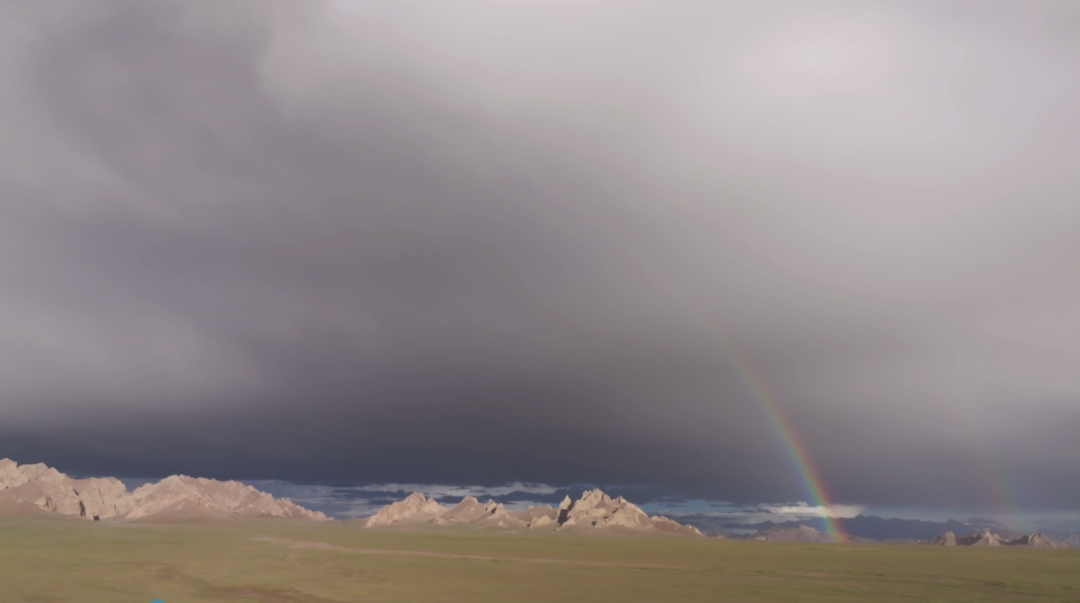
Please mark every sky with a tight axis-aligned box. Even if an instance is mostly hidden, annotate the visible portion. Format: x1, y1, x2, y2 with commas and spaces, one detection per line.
1, 0, 1079, 524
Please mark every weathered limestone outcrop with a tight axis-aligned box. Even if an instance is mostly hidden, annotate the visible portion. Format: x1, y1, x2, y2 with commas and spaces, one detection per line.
518, 505, 558, 527
364, 492, 446, 527
958, 529, 1001, 546
0, 458, 327, 521
651, 515, 706, 537
478, 503, 527, 528
528, 514, 556, 528
558, 489, 653, 529
70, 478, 128, 519
122, 475, 327, 521
364, 488, 703, 535
434, 496, 490, 525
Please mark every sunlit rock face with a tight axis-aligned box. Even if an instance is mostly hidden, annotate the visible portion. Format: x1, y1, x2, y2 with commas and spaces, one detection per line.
558, 489, 653, 530
958, 529, 1001, 547
0, 458, 327, 521
433, 495, 489, 525
120, 475, 328, 521
651, 515, 707, 537
478, 503, 528, 529
364, 492, 447, 527
364, 488, 702, 536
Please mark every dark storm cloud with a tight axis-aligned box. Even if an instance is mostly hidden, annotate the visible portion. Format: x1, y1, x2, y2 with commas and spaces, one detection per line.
1, 0, 1079, 510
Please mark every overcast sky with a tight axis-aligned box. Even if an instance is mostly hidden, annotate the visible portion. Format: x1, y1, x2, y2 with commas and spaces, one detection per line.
1, 0, 1078, 516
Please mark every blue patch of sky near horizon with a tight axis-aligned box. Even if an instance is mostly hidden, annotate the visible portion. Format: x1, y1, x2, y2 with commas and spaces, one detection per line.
99, 476, 1080, 531
234, 481, 1080, 531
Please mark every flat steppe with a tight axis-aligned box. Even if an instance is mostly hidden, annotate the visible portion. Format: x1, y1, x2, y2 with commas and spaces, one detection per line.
2, 519, 1078, 602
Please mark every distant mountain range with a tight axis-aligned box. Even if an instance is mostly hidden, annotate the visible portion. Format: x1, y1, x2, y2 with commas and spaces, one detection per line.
0, 458, 327, 522
364, 489, 704, 536
680, 512, 1077, 544
3, 456, 1074, 546
921, 529, 1062, 548
675, 514, 1070, 547
743, 524, 1065, 547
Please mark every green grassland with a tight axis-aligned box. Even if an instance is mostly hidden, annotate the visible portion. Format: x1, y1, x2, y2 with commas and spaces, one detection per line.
2, 519, 1079, 603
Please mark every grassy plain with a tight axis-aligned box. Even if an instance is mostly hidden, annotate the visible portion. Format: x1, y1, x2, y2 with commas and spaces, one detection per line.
2, 519, 1079, 603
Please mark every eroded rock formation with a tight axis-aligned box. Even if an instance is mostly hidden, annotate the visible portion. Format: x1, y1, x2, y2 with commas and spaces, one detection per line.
957, 529, 1001, 546
364, 488, 703, 536
0, 458, 327, 522
364, 492, 446, 527
921, 529, 1062, 548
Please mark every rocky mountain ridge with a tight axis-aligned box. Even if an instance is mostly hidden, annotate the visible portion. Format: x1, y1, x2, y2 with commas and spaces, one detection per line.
364, 489, 703, 536
708, 514, 1074, 546
0, 458, 327, 522
921, 529, 1062, 548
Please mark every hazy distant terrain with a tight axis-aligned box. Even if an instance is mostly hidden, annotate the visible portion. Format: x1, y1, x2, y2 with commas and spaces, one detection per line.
694, 514, 1029, 541
2, 519, 1078, 602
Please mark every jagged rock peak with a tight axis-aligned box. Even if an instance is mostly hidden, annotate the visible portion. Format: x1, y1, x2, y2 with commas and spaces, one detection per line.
1006, 532, 1060, 548
528, 514, 556, 529
479, 502, 527, 528
364, 491, 445, 527
958, 529, 1001, 547
435, 495, 495, 525
361, 488, 703, 536
573, 489, 614, 511
921, 529, 1064, 548
651, 515, 705, 537
556, 488, 701, 535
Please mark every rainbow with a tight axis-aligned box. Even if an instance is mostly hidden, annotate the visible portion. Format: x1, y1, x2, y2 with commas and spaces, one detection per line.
563, 217, 848, 542
965, 437, 1026, 534
725, 347, 847, 543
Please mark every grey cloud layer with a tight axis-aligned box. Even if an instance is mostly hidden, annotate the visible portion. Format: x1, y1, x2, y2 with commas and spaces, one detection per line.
1, 0, 1078, 509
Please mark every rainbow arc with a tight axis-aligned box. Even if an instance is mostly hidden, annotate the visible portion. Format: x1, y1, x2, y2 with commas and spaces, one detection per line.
726, 348, 847, 543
